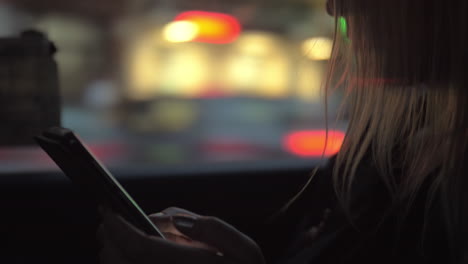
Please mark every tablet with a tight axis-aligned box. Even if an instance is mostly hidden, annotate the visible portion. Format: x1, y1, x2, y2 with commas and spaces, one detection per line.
35, 127, 165, 238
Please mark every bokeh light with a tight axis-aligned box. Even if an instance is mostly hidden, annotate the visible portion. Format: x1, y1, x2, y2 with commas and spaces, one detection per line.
163, 21, 199, 43
283, 130, 345, 157
296, 61, 323, 102
221, 32, 290, 97
301, 37, 333, 61
174, 11, 241, 44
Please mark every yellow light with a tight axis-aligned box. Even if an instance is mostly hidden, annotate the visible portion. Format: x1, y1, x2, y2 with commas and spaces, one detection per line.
259, 56, 290, 97
301, 37, 333, 61
163, 21, 199, 43
174, 11, 241, 44
125, 27, 213, 100
296, 61, 323, 102
191, 17, 226, 37
220, 32, 290, 98
124, 35, 162, 100
159, 45, 212, 97
235, 33, 277, 56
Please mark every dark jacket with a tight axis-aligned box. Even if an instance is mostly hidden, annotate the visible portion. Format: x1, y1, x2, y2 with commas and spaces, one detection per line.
277, 156, 449, 264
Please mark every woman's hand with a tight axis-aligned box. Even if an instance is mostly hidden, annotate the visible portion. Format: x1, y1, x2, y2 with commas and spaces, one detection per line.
98, 207, 265, 264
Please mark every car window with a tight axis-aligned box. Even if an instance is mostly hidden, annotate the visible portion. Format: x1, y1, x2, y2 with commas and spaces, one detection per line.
0, 0, 347, 173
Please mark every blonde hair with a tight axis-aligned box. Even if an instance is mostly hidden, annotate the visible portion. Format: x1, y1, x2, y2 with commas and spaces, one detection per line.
327, 0, 468, 261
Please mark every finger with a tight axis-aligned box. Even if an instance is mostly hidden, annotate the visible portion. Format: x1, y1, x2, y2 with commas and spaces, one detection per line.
173, 215, 263, 262
149, 213, 188, 238
148, 214, 174, 230
163, 232, 200, 247
161, 207, 202, 218
151, 207, 202, 236
163, 232, 220, 252
153, 208, 224, 253
148, 213, 172, 227
102, 211, 159, 258
163, 232, 190, 244
148, 212, 169, 220
102, 212, 224, 264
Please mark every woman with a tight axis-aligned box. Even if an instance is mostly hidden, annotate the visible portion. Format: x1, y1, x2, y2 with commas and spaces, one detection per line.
99, 0, 468, 263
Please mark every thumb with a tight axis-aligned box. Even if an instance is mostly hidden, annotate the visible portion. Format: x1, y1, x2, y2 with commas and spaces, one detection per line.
173, 215, 263, 263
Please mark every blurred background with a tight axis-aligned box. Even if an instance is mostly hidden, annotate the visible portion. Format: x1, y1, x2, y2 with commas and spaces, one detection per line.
0, 0, 347, 172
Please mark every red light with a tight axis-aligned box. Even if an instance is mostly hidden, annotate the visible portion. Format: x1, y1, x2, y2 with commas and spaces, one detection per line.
283, 130, 345, 157
174, 11, 241, 44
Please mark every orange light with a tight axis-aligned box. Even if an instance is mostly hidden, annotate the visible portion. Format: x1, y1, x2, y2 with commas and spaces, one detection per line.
174, 11, 241, 44
283, 130, 345, 157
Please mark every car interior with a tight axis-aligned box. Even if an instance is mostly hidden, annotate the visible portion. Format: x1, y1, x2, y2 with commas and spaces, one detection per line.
0, 0, 347, 263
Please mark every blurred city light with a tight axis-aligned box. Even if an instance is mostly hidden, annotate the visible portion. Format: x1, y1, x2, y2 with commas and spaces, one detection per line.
301, 37, 333, 61
222, 54, 290, 97
163, 20, 199, 43
159, 45, 212, 96
221, 32, 290, 97
283, 130, 345, 157
0, 1, 342, 166
125, 31, 213, 99
173, 11, 241, 44
125, 35, 162, 100
296, 62, 323, 101
234, 32, 278, 56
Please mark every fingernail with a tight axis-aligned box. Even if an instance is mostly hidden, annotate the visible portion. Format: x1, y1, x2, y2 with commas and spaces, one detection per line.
173, 215, 196, 229
152, 212, 165, 217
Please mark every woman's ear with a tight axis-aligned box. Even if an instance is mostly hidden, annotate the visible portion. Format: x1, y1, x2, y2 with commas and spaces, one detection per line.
326, 0, 335, 16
